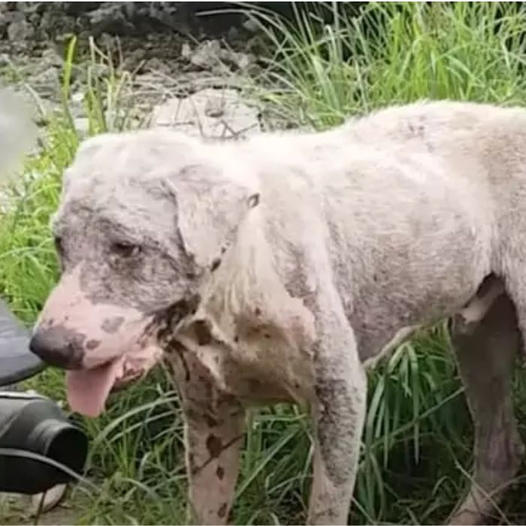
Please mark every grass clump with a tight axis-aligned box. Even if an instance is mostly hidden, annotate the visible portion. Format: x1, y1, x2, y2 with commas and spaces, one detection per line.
252, 2, 526, 129
2, 2, 526, 524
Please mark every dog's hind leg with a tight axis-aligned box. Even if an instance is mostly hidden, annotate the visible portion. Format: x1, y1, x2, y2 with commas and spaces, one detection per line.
448, 282, 524, 525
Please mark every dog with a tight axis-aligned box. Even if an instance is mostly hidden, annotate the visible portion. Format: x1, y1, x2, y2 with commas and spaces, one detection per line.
29, 100, 526, 524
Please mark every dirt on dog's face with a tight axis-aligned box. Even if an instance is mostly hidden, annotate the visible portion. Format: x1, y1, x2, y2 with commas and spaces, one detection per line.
29, 132, 213, 417
31, 191, 198, 416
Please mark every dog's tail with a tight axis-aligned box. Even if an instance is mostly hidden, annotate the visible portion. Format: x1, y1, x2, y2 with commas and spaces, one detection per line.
0, 89, 36, 182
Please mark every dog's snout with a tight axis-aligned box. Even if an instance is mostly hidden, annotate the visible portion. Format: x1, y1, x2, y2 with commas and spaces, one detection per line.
29, 326, 85, 369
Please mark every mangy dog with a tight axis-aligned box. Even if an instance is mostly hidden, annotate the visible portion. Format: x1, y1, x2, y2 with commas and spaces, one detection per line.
29, 101, 526, 524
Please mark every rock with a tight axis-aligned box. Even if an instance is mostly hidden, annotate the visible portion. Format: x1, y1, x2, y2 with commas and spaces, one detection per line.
150, 88, 261, 139
16, 2, 37, 14
37, 10, 55, 37
40, 47, 63, 68
71, 91, 84, 105
147, 2, 193, 37
219, 47, 254, 71
181, 42, 192, 61
8, 10, 25, 23
74, 117, 90, 137
31, 483, 67, 514
185, 39, 255, 74
97, 32, 116, 50
0, 13, 9, 38
33, 97, 61, 125
142, 57, 172, 77
54, 16, 77, 41
0, 1, 281, 57
121, 47, 147, 72
227, 26, 240, 41
1, 482, 70, 523
87, 3, 135, 36
31, 2, 51, 15
27, 12, 40, 27
189, 40, 223, 71
37, 7, 76, 40
26, 67, 60, 99
7, 18, 34, 42
242, 18, 260, 33
62, 2, 101, 16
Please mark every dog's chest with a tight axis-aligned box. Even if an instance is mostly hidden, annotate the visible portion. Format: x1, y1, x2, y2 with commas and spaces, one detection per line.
169, 313, 315, 406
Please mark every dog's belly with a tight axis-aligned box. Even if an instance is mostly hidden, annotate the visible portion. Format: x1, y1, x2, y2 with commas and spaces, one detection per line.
351, 274, 480, 364
356, 274, 505, 368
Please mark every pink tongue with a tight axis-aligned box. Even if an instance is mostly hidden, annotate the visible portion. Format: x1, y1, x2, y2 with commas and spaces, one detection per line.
66, 357, 124, 417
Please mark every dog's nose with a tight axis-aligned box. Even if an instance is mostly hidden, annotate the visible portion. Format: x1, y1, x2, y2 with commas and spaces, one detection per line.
29, 327, 85, 369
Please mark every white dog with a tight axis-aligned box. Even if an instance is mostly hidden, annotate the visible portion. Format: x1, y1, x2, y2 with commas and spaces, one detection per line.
30, 101, 526, 524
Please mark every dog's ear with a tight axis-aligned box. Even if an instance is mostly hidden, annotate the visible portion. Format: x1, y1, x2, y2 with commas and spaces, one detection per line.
165, 163, 259, 268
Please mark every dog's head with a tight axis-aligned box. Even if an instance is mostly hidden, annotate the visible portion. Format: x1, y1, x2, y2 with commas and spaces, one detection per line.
30, 129, 258, 417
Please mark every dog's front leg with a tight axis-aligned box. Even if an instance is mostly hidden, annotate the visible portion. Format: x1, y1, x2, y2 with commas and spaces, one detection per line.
164, 348, 245, 524
182, 395, 245, 525
307, 329, 367, 525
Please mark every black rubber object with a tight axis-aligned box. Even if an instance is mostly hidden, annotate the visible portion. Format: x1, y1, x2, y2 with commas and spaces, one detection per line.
0, 392, 88, 494
0, 300, 44, 387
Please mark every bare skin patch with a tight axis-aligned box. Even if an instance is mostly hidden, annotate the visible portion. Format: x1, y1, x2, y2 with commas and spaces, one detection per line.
101, 316, 125, 334
211, 258, 221, 272
206, 434, 223, 458
164, 339, 191, 381
204, 413, 219, 427
217, 502, 228, 519
314, 377, 357, 487
188, 452, 197, 475
194, 320, 213, 346
247, 193, 260, 208
150, 295, 201, 342
459, 278, 504, 324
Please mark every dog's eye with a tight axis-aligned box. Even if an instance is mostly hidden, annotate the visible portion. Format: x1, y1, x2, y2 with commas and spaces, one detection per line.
111, 242, 142, 258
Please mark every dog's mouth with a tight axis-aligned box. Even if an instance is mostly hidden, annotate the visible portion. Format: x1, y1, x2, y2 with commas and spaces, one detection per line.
66, 345, 162, 417
63, 297, 198, 418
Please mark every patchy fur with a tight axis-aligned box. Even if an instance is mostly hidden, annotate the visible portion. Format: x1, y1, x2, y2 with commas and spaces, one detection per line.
30, 100, 526, 524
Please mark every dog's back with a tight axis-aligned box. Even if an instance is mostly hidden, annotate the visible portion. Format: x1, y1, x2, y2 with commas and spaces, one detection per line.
228, 101, 526, 363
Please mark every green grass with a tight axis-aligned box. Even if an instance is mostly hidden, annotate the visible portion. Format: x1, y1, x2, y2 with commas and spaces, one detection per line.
3, 2, 526, 524
250, 2, 526, 129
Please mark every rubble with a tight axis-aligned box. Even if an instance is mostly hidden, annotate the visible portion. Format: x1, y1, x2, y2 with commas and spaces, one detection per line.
150, 87, 261, 139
